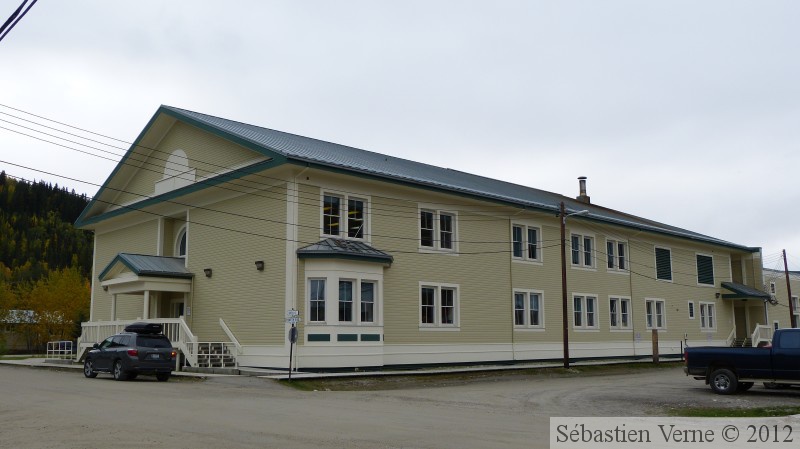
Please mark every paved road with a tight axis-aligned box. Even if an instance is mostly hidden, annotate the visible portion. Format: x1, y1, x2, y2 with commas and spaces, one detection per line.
1, 364, 798, 449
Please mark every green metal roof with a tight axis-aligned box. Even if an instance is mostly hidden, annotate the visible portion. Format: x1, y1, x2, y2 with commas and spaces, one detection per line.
77, 105, 761, 253
721, 281, 771, 299
297, 238, 393, 265
99, 253, 193, 281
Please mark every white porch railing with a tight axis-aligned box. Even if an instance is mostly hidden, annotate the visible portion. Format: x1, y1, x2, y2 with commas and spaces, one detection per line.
751, 324, 774, 347
46, 341, 74, 360
219, 318, 242, 355
78, 317, 199, 367
725, 327, 736, 347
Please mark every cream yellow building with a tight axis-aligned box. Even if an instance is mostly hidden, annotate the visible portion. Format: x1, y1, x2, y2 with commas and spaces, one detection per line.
762, 268, 800, 332
75, 106, 771, 370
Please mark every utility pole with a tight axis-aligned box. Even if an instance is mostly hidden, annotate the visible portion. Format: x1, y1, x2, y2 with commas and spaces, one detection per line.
560, 202, 570, 369
783, 250, 797, 328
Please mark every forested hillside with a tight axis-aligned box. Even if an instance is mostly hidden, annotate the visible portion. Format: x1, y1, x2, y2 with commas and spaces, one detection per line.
0, 171, 93, 282
0, 171, 93, 352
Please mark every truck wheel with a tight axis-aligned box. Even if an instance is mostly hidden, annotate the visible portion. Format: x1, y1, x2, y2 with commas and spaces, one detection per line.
737, 382, 754, 392
709, 368, 738, 395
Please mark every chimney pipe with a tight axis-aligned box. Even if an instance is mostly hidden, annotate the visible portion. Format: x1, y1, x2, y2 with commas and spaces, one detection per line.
576, 176, 590, 204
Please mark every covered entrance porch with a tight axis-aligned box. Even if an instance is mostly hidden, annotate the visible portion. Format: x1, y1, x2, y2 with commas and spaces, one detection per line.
721, 281, 775, 347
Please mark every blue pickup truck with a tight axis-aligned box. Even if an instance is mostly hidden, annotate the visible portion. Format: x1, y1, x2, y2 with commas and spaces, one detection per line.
684, 328, 800, 394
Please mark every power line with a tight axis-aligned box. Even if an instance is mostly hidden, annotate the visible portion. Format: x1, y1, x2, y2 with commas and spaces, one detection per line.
0, 0, 38, 43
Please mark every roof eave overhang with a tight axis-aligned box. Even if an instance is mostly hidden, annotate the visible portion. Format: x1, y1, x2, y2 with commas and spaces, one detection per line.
286, 158, 759, 253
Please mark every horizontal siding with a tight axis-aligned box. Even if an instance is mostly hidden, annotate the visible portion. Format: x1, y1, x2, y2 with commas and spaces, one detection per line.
187, 184, 287, 344
114, 121, 265, 207
91, 220, 159, 321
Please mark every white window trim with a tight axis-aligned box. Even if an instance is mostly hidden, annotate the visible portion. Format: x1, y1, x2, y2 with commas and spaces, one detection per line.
306, 276, 383, 327
418, 206, 459, 254
513, 289, 545, 330
654, 246, 673, 283
699, 301, 716, 332
175, 224, 188, 260
572, 293, 599, 330
770, 282, 776, 294
511, 223, 543, 264
605, 239, 629, 274
695, 253, 715, 287
569, 232, 596, 270
320, 191, 371, 241
687, 301, 695, 320
608, 296, 632, 331
645, 298, 667, 330
419, 282, 460, 330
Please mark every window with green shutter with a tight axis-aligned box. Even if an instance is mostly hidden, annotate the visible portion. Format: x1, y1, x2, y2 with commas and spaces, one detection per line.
655, 247, 672, 281
696, 254, 714, 285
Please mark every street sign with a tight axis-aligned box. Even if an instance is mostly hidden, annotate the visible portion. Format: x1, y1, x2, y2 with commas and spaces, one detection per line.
286, 309, 299, 318
285, 316, 300, 325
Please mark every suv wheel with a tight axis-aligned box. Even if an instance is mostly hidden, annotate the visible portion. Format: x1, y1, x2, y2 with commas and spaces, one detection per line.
113, 360, 128, 381
156, 373, 170, 382
83, 359, 98, 378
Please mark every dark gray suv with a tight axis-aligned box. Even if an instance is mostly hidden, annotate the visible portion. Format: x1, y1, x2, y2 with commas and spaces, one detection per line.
83, 323, 176, 382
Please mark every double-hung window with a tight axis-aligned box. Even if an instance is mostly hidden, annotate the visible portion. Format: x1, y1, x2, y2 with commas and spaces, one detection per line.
699, 302, 716, 330
308, 278, 378, 325
606, 240, 627, 271
513, 290, 543, 328
512, 225, 541, 262
645, 298, 666, 329
570, 234, 594, 267
573, 295, 598, 329
323, 194, 367, 239
420, 209, 456, 251
309, 279, 326, 322
609, 297, 631, 329
655, 247, 672, 281
696, 254, 714, 286
420, 284, 459, 328
688, 301, 695, 319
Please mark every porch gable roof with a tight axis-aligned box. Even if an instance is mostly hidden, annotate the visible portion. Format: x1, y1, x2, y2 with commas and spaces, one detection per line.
99, 253, 193, 281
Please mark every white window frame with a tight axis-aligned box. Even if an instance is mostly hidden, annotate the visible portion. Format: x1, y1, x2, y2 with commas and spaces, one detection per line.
419, 207, 458, 253
321, 192, 370, 240
792, 296, 799, 327
513, 289, 545, 329
511, 224, 543, 263
419, 282, 460, 329
175, 225, 188, 259
654, 247, 673, 282
570, 233, 595, 268
645, 298, 667, 330
699, 302, 716, 331
687, 301, 695, 320
770, 282, 777, 294
696, 253, 715, 287
307, 277, 381, 326
308, 278, 327, 323
572, 294, 599, 330
608, 296, 631, 330
605, 239, 628, 272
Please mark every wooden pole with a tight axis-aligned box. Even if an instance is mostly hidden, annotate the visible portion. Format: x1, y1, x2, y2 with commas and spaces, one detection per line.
652, 329, 659, 363
560, 202, 570, 369
783, 250, 797, 328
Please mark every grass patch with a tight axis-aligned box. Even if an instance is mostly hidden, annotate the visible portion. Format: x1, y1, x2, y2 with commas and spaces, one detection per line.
668, 406, 800, 417
281, 361, 683, 391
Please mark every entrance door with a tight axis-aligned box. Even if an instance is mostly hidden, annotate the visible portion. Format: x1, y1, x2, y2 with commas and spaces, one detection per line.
172, 301, 185, 318
734, 304, 748, 340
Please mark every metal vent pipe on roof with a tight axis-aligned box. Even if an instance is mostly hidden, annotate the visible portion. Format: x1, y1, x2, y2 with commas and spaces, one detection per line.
576, 176, 590, 204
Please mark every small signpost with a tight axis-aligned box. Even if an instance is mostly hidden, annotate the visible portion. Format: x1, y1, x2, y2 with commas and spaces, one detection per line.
286, 309, 299, 380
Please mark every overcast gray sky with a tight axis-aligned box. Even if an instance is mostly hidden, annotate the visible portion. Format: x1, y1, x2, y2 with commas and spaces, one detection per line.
1, 1, 798, 270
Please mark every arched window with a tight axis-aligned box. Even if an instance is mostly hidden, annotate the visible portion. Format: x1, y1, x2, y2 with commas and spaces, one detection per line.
176, 227, 187, 258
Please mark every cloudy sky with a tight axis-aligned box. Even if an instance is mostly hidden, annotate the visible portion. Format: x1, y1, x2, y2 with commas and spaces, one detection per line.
1, 1, 798, 269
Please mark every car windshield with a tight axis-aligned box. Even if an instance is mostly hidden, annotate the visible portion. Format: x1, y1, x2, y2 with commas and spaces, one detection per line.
137, 336, 172, 348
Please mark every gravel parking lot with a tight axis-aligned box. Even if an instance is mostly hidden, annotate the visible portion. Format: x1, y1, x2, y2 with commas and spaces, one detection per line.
1, 363, 798, 449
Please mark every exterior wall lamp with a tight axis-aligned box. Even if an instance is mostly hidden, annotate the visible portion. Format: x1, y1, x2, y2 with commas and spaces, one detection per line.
255, 260, 265, 271
559, 202, 589, 369
203, 268, 212, 278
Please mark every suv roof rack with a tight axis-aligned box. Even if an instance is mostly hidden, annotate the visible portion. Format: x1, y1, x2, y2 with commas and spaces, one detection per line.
124, 322, 164, 334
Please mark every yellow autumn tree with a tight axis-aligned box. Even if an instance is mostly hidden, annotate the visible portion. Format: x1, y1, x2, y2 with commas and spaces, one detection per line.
26, 267, 90, 347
